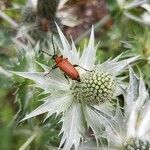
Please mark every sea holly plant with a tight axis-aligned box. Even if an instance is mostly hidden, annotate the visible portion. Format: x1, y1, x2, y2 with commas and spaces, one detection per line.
12, 25, 139, 150
10, 39, 44, 126
116, 0, 150, 25
101, 69, 150, 150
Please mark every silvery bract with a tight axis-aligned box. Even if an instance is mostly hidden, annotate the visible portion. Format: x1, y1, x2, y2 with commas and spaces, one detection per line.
117, 0, 150, 25
104, 69, 150, 150
12, 25, 139, 150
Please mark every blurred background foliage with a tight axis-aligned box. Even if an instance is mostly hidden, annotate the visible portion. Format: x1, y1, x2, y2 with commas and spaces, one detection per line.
0, 0, 149, 149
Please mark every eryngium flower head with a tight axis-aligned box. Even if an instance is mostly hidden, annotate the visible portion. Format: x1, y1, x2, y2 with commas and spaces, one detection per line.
104, 69, 150, 150
71, 71, 116, 105
13, 26, 139, 150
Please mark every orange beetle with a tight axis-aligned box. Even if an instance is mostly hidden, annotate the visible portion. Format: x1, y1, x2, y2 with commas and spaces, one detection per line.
40, 37, 80, 82
54, 56, 80, 81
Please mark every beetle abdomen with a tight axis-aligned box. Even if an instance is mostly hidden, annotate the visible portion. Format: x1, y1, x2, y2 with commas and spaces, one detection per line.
57, 59, 80, 80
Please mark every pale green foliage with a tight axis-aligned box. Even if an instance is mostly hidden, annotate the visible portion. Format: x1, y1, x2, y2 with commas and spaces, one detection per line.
0, 0, 149, 149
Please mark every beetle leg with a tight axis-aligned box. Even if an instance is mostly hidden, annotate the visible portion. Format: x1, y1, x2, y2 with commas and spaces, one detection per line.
44, 64, 58, 76
64, 73, 70, 84
73, 65, 93, 72
73, 65, 78, 67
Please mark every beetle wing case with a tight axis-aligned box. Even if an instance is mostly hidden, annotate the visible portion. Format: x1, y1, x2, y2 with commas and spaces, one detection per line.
57, 59, 80, 80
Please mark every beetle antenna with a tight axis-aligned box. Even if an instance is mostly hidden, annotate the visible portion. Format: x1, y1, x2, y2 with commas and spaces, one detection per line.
51, 34, 56, 56
39, 50, 53, 57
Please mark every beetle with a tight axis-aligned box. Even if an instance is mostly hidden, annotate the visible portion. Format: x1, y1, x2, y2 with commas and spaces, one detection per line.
40, 36, 80, 82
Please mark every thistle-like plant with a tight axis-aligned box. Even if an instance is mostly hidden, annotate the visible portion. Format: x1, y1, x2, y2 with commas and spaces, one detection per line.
10, 39, 42, 126
12, 25, 139, 150
117, 0, 150, 25
102, 69, 150, 150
